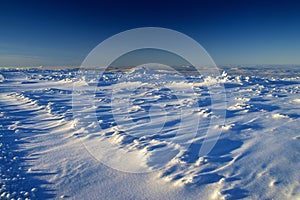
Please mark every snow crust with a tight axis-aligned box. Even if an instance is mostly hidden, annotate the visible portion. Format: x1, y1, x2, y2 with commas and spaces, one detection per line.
0, 66, 300, 199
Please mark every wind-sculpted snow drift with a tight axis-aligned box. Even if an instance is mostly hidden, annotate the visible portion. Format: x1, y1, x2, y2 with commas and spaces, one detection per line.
0, 66, 300, 199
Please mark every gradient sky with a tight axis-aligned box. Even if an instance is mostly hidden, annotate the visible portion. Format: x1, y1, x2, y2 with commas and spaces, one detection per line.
0, 0, 300, 66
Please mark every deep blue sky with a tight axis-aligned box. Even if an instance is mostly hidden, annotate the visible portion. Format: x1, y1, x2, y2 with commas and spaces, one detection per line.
0, 0, 300, 66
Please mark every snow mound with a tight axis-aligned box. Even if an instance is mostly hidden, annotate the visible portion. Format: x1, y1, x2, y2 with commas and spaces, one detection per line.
0, 73, 4, 82
292, 99, 300, 103
272, 113, 290, 119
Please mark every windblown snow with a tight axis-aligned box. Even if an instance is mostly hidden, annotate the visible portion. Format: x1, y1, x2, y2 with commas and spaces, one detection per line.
0, 66, 300, 199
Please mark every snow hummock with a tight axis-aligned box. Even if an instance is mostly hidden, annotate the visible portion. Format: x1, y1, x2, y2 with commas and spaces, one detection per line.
272, 113, 290, 119
0, 73, 4, 82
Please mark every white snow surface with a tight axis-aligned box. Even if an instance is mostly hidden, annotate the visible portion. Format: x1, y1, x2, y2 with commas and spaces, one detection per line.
0, 66, 300, 199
